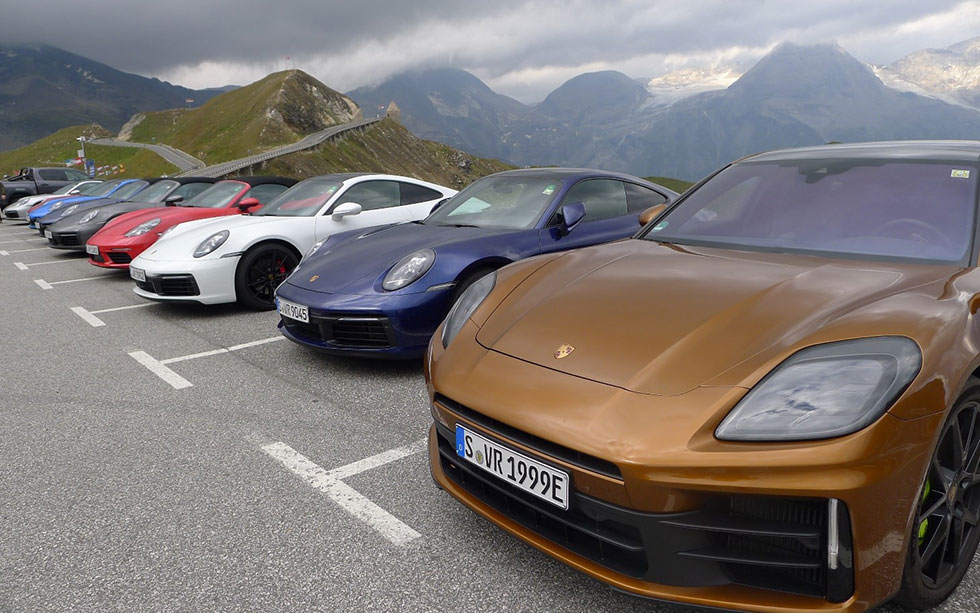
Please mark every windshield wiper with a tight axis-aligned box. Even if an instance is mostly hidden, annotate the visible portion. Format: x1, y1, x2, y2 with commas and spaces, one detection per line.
437, 222, 480, 228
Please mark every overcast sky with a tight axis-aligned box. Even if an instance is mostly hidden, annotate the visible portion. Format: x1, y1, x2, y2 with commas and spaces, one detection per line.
9, 0, 980, 102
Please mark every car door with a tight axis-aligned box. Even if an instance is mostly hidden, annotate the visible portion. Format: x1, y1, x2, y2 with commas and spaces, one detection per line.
398, 181, 448, 219
538, 178, 639, 253
313, 179, 414, 240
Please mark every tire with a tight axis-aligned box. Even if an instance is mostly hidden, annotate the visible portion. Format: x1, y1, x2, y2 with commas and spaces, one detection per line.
234, 243, 299, 311
893, 376, 980, 609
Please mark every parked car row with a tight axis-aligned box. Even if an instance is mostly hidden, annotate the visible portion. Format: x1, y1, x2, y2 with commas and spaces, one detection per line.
7, 141, 980, 612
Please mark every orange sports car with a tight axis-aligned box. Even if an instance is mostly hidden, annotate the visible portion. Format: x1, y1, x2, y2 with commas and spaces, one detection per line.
426, 141, 980, 611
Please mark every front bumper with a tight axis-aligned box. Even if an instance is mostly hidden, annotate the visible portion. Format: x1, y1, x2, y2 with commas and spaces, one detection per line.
275, 282, 455, 358
87, 235, 158, 269
426, 329, 941, 611
48, 224, 100, 251
130, 255, 238, 305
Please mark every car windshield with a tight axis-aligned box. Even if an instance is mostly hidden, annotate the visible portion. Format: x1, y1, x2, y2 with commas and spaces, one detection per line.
132, 180, 179, 202
112, 181, 149, 201
644, 159, 979, 264
254, 180, 342, 217
52, 182, 85, 195
87, 180, 123, 197
184, 182, 246, 208
424, 175, 561, 229
74, 182, 104, 195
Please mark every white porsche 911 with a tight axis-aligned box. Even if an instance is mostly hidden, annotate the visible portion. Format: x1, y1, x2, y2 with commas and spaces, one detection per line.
128, 173, 456, 309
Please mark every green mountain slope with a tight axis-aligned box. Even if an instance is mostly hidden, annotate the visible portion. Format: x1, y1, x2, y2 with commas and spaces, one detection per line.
125, 70, 360, 164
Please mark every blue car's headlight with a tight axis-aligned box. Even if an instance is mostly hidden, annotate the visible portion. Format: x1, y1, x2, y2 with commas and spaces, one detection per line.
382, 249, 435, 291
441, 271, 496, 348
715, 337, 921, 442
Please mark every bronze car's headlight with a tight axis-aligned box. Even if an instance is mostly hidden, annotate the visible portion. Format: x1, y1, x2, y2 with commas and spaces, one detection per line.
441, 271, 496, 348
716, 337, 921, 441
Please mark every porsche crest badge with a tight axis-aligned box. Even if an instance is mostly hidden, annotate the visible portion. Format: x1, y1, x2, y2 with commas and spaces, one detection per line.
554, 344, 575, 359
309, 275, 319, 282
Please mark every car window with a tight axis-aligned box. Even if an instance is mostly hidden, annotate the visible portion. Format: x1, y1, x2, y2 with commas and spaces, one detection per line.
561, 179, 628, 222
625, 183, 669, 213
88, 180, 123, 197
172, 182, 214, 200
255, 180, 343, 217
38, 169, 66, 181
244, 183, 290, 204
185, 182, 248, 208
112, 181, 149, 200
65, 169, 89, 181
135, 180, 180, 202
335, 181, 401, 211
399, 182, 442, 205
425, 175, 561, 229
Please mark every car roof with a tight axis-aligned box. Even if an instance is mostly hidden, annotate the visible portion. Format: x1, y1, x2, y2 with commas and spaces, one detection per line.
163, 177, 219, 184
744, 140, 980, 163
487, 167, 655, 183
220, 176, 298, 187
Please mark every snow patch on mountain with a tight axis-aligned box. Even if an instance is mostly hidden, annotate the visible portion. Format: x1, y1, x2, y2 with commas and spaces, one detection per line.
645, 65, 742, 105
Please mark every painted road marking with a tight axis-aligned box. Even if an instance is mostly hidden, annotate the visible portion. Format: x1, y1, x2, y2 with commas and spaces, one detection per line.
129, 351, 192, 390
259, 439, 425, 546
16, 259, 79, 268
160, 336, 285, 364
0, 238, 46, 244
2, 247, 48, 254
131, 336, 286, 388
70, 303, 154, 327
34, 275, 104, 290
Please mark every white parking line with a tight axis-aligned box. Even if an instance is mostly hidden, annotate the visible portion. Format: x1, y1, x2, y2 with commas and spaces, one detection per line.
129, 351, 193, 389
72, 303, 155, 327
0, 238, 46, 244
34, 275, 104, 290
2, 247, 47, 254
259, 440, 425, 546
16, 259, 78, 268
131, 336, 286, 388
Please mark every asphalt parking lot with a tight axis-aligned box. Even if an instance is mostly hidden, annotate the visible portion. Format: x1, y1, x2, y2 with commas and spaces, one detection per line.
1, 221, 979, 612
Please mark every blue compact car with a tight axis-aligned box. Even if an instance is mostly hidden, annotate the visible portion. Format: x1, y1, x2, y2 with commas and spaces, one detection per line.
29, 178, 143, 229
274, 168, 678, 358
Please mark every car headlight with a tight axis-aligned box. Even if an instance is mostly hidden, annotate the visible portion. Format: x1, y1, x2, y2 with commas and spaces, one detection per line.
441, 271, 496, 348
304, 239, 326, 260
715, 337, 921, 442
193, 230, 229, 258
78, 210, 98, 224
51, 202, 64, 210
382, 249, 435, 291
60, 205, 78, 217
124, 218, 161, 237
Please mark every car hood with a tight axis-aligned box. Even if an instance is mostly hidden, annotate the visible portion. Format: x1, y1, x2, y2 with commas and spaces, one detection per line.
475, 240, 958, 396
138, 215, 307, 261
289, 222, 516, 295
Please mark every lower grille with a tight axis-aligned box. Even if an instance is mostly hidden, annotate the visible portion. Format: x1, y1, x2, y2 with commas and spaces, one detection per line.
4, 209, 20, 219
434, 422, 853, 602
51, 233, 80, 246
137, 274, 199, 296
107, 252, 132, 264
436, 424, 648, 578
89, 254, 106, 264
283, 312, 395, 349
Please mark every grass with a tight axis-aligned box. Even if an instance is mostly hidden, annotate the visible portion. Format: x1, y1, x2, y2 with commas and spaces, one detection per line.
0, 124, 109, 175
260, 119, 514, 190
644, 175, 694, 194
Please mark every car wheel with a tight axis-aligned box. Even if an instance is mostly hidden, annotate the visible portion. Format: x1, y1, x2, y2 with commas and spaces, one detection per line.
234, 243, 299, 311
894, 376, 980, 609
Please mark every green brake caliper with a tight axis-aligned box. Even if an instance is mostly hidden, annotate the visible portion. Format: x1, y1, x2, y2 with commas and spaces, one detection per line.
918, 478, 932, 545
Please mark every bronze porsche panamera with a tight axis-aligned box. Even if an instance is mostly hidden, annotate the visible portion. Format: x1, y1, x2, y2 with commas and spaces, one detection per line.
425, 141, 980, 611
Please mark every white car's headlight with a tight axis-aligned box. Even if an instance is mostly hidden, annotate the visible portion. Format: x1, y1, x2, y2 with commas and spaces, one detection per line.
124, 218, 161, 237
715, 337, 921, 442
441, 271, 496, 348
78, 210, 98, 224
193, 230, 229, 258
382, 249, 435, 291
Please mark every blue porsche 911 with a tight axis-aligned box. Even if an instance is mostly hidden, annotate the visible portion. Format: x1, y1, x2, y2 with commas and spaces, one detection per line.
274, 168, 678, 358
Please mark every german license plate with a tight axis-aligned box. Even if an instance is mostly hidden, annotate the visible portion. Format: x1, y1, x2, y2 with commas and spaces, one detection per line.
456, 424, 569, 509
277, 297, 309, 323
130, 267, 146, 282
85, 244, 98, 255
44, 230, 53, 239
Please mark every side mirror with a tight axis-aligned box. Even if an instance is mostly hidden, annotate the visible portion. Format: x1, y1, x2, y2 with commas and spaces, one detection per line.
69, 189, 81, 195
236, 197, 261, 212
430, 197, 450, 213
165, 194, 184, 206
331, 202, 363, 221
638, 203, 668, 227
558, 201, 586, 236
